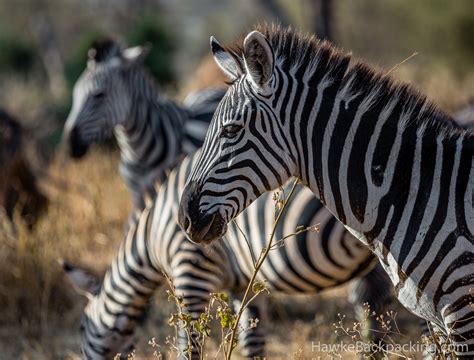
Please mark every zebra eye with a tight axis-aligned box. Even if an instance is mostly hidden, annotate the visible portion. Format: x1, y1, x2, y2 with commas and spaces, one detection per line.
220, 124, 242, 139
93, 92, 105, 99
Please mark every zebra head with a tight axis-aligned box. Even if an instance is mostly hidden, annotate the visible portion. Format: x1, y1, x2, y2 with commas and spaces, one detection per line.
64, 38, 149, 158
179, 31, 296, 244
62, 262, 135, 359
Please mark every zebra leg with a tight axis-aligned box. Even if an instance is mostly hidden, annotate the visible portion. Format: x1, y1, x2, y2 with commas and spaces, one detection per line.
441, 310, 474, 360
420, 321, 471, 360
348, 263, 392, 357
420, 321, 445, 360
171, 245, 228, 359
230, 292, 266, 358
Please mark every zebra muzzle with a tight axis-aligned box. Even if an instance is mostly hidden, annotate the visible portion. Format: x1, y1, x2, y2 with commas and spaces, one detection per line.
179, 182, 227, 244
181, 210, 226, 244
67, 127, 90, 158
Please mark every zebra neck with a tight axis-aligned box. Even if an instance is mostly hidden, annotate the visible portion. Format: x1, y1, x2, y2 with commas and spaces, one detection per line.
283, 69, 471, 252
114, 99, 183, 171
114, 66, 187, 198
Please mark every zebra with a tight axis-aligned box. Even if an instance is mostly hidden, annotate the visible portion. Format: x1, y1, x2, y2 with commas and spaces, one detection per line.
62, 36, 394, 353
64, 151, 392, 359
63, 37, 225, 213
178, 24, 474, 358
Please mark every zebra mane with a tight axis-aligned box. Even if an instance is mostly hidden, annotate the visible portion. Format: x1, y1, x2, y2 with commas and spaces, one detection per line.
223, 23, 350, 84
225, 24, 467, 139
341, 62, 465, 138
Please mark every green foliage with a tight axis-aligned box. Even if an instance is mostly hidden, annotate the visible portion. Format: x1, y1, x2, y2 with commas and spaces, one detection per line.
454, 14, 474, 58
195, 313, 211, 337
335, 0, 474, 75
216, 305, 235, 329
126, 16, 175, 85
63, 16, 175, 92
252, 281, 267, 295
0, 33, 36, 76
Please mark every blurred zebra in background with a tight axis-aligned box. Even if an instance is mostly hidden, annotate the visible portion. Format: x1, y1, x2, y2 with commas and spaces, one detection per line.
63, 38, 225, 212
64, 151, 391, 359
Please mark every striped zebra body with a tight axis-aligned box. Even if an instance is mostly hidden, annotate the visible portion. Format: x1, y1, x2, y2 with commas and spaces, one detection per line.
178, 25, 474, 358
65, 151, 391, 359
63, 38, 224, 211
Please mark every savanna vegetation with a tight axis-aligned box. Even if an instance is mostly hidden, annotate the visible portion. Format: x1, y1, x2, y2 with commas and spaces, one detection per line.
0, 0, 472, 358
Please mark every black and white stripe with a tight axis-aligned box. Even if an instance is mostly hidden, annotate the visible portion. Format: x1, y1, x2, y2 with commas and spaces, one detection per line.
179, 25, 474, 358
63, 38, 225, 211
65, 151, 391, 359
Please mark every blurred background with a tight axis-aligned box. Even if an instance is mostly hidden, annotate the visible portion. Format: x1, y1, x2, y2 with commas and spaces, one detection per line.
0, 0, 472, 358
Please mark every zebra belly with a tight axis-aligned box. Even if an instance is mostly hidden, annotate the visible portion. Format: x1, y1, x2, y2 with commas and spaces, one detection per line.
374, 228, 473, 331
258, 231, 376, 293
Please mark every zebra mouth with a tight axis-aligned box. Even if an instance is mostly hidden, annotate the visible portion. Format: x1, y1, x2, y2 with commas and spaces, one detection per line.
70, 139, 89, 158
67, 127, 90, 158
70, 145, 88, 159
183, 211, 227, 245
178, 180, 227, 244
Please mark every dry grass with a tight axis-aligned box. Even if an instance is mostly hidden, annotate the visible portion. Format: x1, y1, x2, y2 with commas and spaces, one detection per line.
0, 65, 471, 359
0, 148, 129, 359
0, 148, 422, 359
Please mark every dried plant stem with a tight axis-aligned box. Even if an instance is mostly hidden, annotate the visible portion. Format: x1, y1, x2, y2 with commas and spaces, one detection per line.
225, 178, 300, 360
386, 52, 418, 75
162, 271, 193, 360
232, 220, 257, 266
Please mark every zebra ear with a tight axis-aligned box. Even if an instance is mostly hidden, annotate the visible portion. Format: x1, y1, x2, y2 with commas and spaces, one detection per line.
61, 260, 101, 299
243, 31, 274, 90
123, 45, 151, 64
210, 36, 240, 81
87, 38, 121, 64
87, 38, 123, 69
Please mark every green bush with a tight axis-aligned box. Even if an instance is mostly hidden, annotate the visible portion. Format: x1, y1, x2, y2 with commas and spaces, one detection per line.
126, 16, 175, 85
0, 34, 35, 76
64, 16, 175, 91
